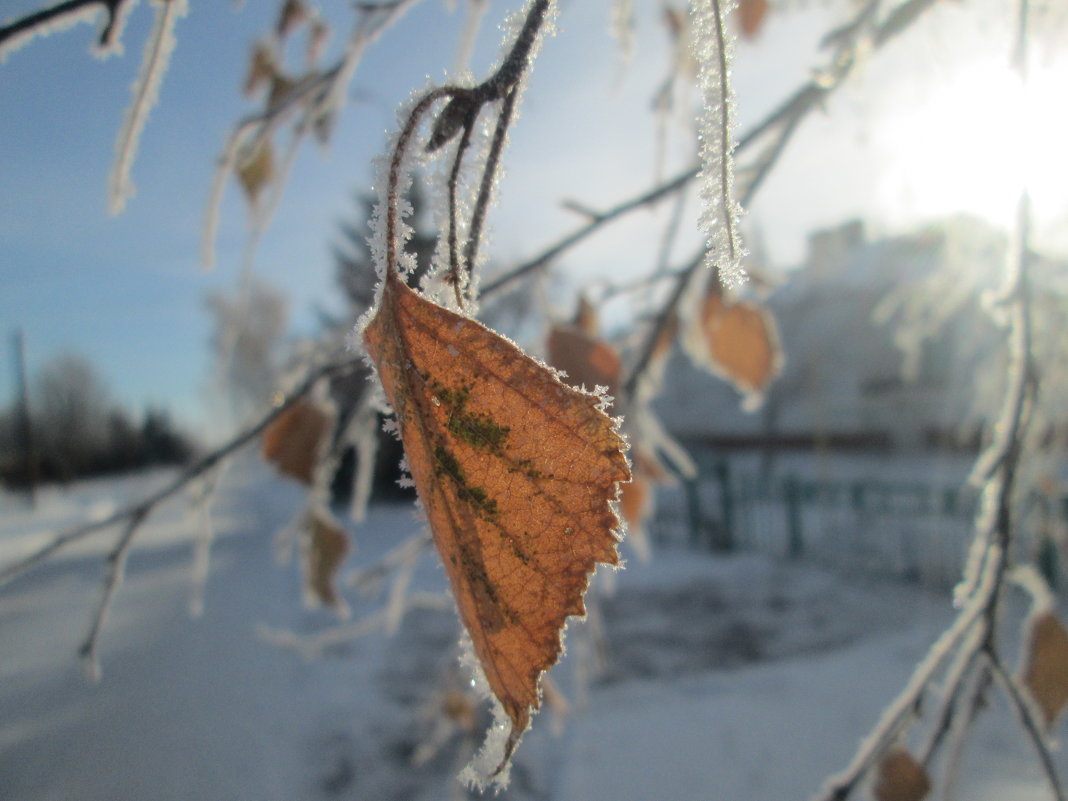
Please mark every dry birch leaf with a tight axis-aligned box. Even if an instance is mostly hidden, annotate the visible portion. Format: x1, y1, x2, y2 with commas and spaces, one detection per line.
574, 294, 600, 337
545, 324, 623, 402
267, 74, 296, 109
619, 473, 649, 530
700, 293, 782, 400
737, 0, 769, 39
874, 746, 930, 801
277, 0, 309, 37
651, 310, 679, 365
237, 138, 274, 209
244, 41, 276, 97
305, 509, 349, 612
618, 473, 652, 561
363, 273, 629, 777
1021, 611, 1068, 726
262, 398, 331, 485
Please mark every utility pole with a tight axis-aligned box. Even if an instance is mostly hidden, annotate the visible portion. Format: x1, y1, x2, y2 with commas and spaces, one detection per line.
12, 328, 38, 507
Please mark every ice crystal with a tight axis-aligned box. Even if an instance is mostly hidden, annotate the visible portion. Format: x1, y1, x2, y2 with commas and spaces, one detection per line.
690, 0, 746, 286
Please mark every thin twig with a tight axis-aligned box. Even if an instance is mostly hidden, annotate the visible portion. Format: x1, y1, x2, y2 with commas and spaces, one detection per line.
383, 0, 550, 289
481, 0, 939, 301
79, 507, 148, 680
447, 124, 476, 293
462, 84, 518, 298
257, 591, 449, 661
918, 627, 984, 767
986, 652, 1066, 801
0, 0, 128, 50
201, 0, 422, 270
809, 563, 998, 801
108, 0, 187, 214
480, 166, 697, 297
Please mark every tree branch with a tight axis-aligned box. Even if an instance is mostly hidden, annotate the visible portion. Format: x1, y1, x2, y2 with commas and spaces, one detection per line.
987, 651, 1066, 801
481, 0, 940, 301
0, 0, 128, 51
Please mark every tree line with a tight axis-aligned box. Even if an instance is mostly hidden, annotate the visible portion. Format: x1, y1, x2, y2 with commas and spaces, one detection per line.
1, 352, 195, 486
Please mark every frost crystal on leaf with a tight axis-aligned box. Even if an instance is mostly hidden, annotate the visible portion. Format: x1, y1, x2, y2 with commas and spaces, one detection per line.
690, 0, 746, 286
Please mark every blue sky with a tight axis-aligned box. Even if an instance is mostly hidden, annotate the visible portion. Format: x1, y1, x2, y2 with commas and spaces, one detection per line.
1, 0, 1061, 436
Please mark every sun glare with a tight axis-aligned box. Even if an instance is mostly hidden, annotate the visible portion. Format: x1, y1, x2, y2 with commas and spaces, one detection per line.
878, 58, 1068, 231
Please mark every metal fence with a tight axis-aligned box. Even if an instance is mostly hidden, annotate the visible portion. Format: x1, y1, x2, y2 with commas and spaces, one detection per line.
649, 453, 1064, 591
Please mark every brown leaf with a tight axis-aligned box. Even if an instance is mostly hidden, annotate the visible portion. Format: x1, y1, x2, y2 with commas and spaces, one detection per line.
619, 473, 649, 530
574, 294, 600, 337
1021, 611, 1068, 726
244, 41, 276, 97
277, 0, 308, 37
631, 444, 671, 484
262, 398, 331, 485
651, 310, 679, 365
874, 747, 930, 801
237, 138, 275, 209
737, 0, 769, 40
700, 294, 782, 398
363, 273, 629, 773
267, 74, 297, 110
306, 19, 330, 67
545, 324, 623, 402
304, 509, 349, 611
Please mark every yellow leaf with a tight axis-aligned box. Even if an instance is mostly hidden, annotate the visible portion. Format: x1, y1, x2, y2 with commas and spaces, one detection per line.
874, 747, 930, 801
363, 272, 629, 773
262, 398, 331, 485
1021, 611, 1068, 727
304, 509, 349, 612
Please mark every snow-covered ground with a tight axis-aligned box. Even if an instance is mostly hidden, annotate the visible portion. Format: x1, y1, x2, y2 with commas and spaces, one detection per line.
0, 457, 1064, 801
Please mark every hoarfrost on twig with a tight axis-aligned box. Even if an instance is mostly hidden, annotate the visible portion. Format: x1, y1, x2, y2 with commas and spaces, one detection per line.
690, 0, 745, 286
108, 0, 187, 215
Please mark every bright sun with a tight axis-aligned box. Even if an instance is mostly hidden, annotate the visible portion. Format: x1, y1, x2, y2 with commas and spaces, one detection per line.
877, 58, 1068, 231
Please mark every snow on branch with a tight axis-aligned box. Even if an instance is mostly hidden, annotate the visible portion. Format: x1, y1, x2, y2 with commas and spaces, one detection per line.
108, 0, 187, 215
0, 0, 139, 62
690, 0, 745, 286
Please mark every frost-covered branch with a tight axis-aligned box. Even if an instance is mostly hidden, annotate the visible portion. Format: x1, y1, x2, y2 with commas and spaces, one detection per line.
108, 0, 187, 214
809, 5, 1058, 794
0, 0, 134, 58
691, 0, 743, 283
482, 0, 940, 304
987, 651, 1066, 801
810, 561, 997, 801
79, 506, 147, 680
378, 0, 551, 304
202, 0, 421, 270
